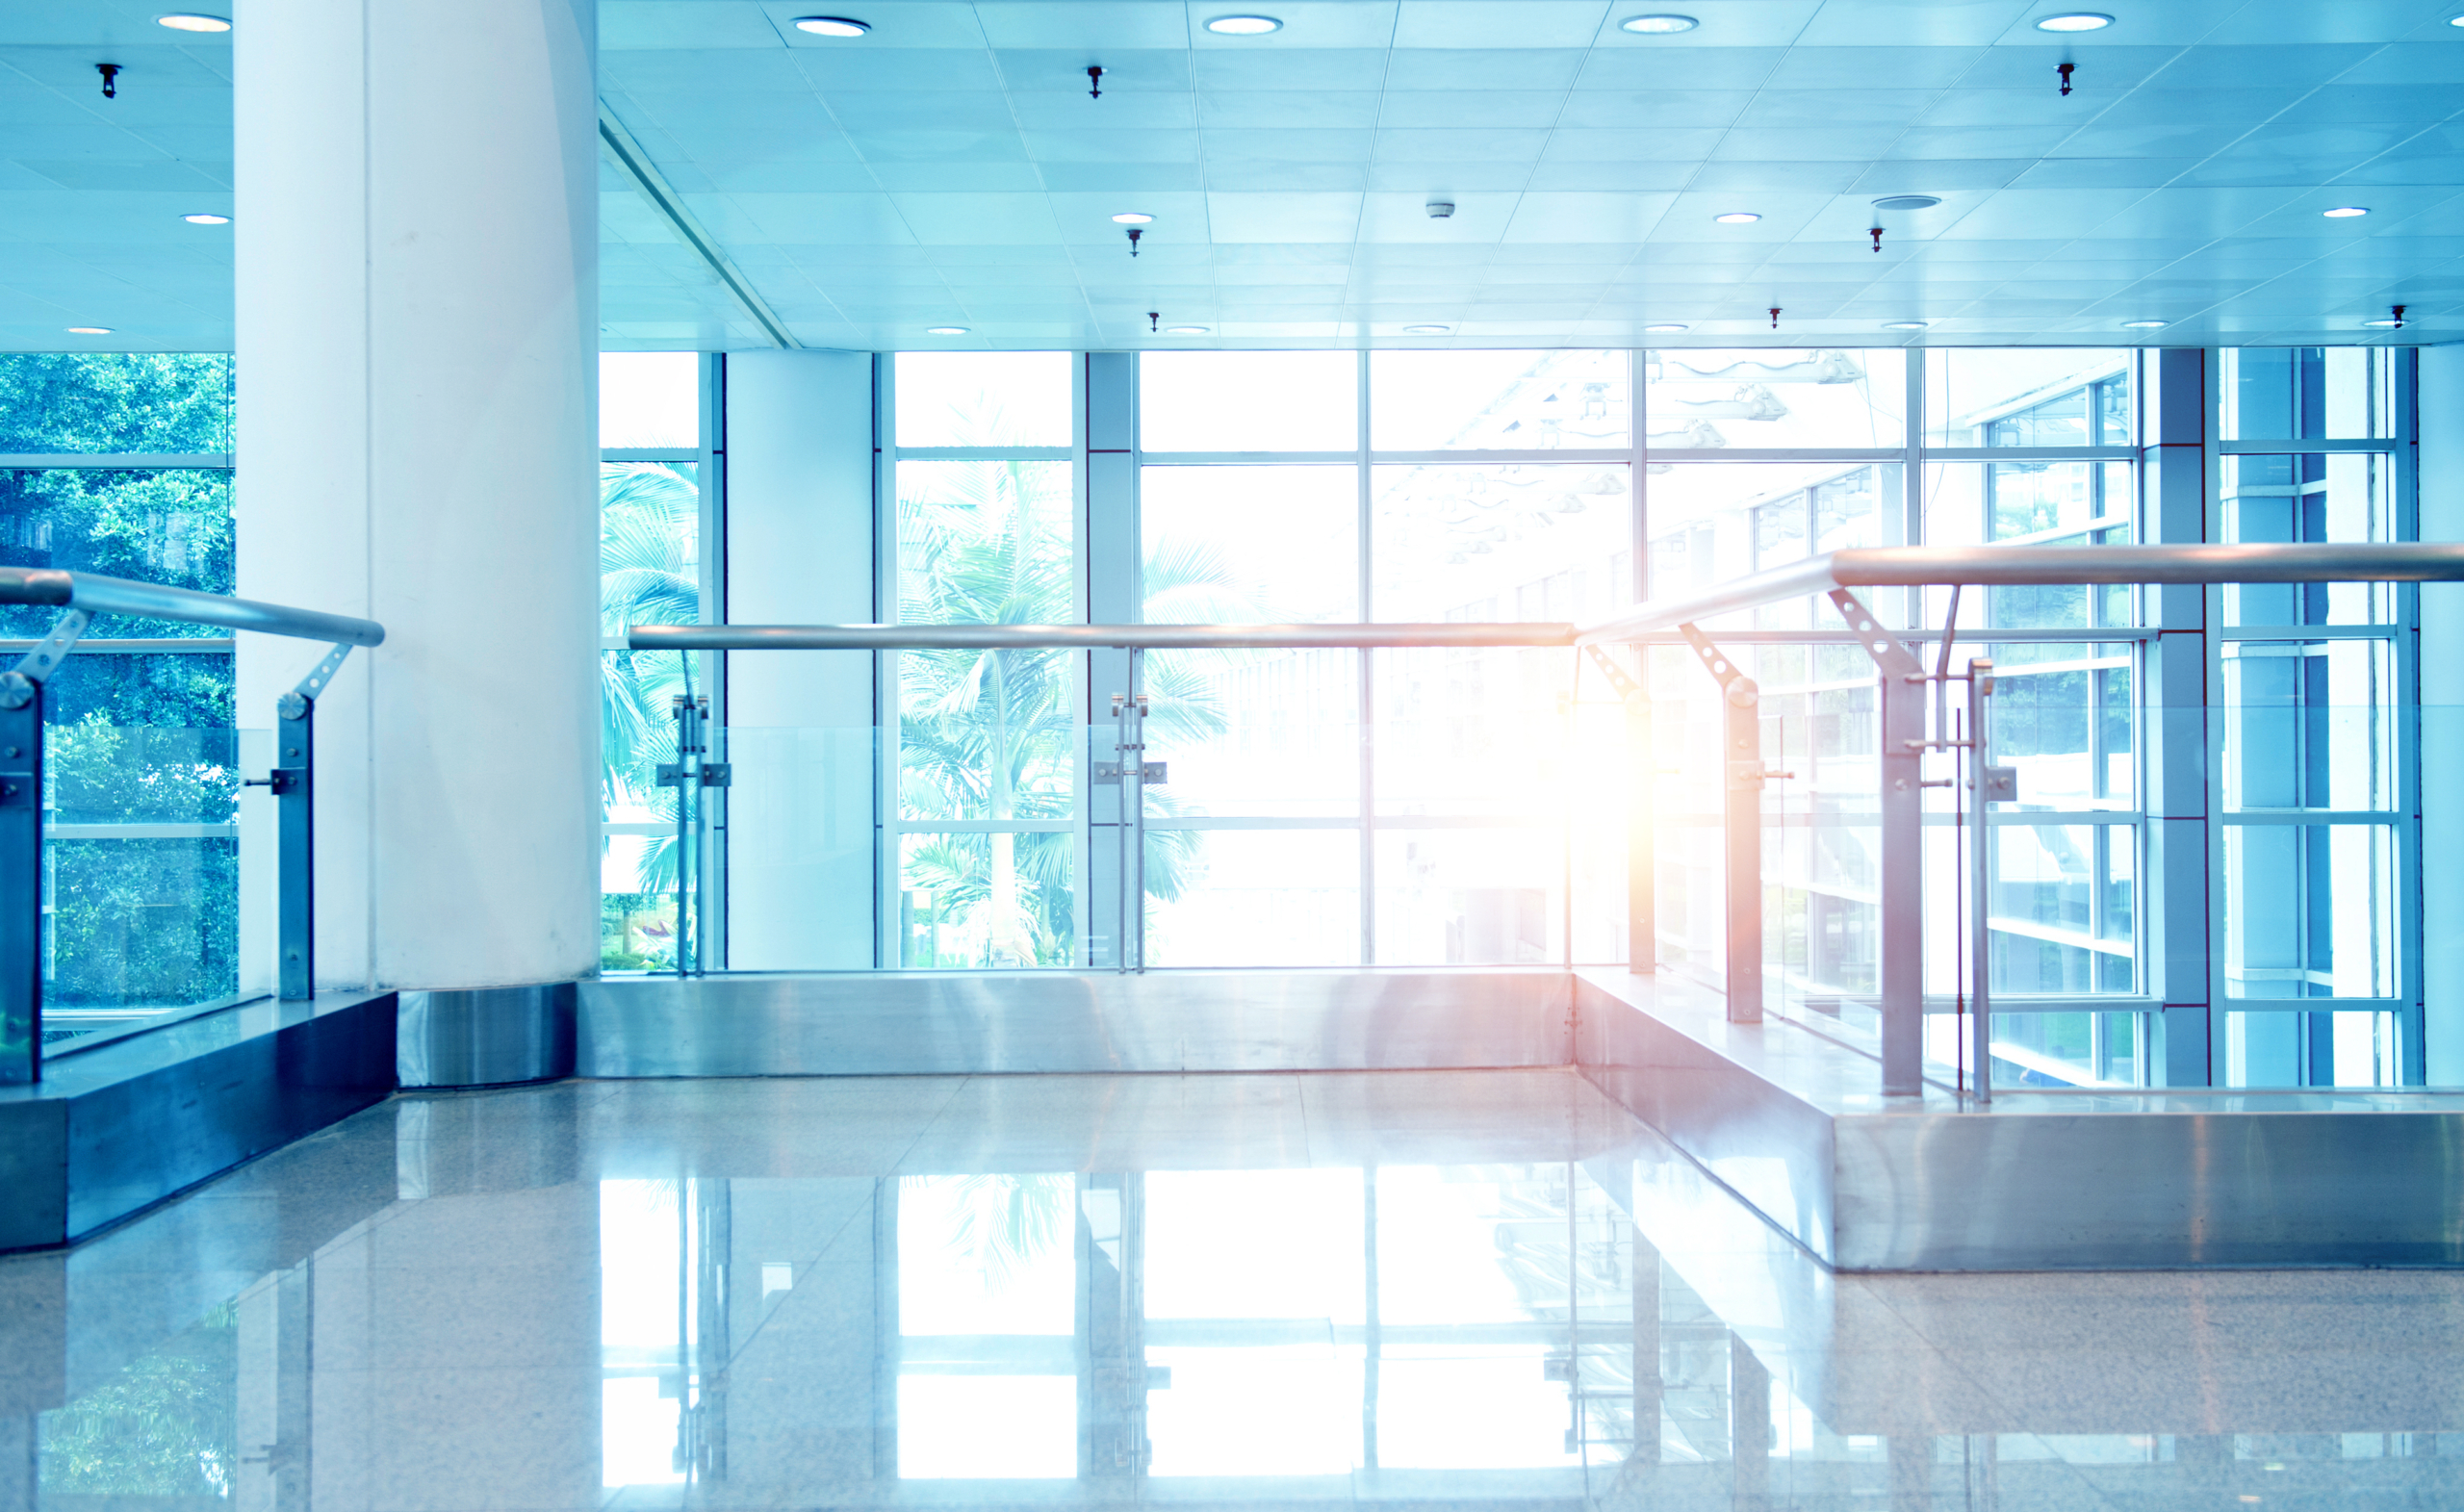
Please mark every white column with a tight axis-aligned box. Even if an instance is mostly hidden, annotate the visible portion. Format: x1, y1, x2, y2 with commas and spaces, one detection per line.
233, 0, 600, 992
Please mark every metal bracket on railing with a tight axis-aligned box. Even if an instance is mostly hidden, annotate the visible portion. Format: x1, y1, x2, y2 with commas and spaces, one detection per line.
1109, 671, 1152, 973
1675, 623, 1764, 1023
1826, 588, 1931, 1096
283, 641, 353, 716
657, 695, 728, 978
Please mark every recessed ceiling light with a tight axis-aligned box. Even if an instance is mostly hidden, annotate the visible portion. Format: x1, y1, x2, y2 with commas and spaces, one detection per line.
2033, 12, 2112, 30
1883, 320, 1929, 330
925, 325, 968, 335
1643, 322, 1689, 333
2360, 317, 2406, 329
1164, 325, 1210, 334
2121, 319, 2168, 329
1620, 13, 1699, 32
2323, 205, 2370, 218
181, 212, 229, 225
1871, 194, 1941, 211
1204, 13, 1282, 34
2451, 13, 2464, 23
66, 326, 112, 335
791, 15, 869, 36
155, 13, 230, 31
1402, 324, 1450, 334
1112, 212, 1154, 225
1713, 212, 1760, 224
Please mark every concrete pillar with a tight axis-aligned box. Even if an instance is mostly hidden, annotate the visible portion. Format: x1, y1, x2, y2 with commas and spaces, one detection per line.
232, 0, 601, 992
2142, 349, 2212, 1086
2421, 345, 2464, 1083
721, 351, 877, 968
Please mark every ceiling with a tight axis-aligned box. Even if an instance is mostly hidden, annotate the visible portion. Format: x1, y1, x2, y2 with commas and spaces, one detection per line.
9, 0, 2464, 350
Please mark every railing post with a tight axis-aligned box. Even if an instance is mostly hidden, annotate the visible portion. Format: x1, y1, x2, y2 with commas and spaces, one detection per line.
0, 609, 90, 1084
1965, 657, 2014, 1102
272, 694, 314, 999
1676, 624, 1763, 1024
1829, 590, 1928, 1095
1584, 645, 1655, 972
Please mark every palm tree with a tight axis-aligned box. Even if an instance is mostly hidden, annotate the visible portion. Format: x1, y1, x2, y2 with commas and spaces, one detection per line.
600, 462, 699, 958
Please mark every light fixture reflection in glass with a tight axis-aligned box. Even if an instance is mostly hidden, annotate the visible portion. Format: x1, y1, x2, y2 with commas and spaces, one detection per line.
1402, 324, 1450, 334
925, 326, 969, 335
2323, 206, 2371, 218
2033, 12, 2112, 29
1112, 212, 1153, 224
791, 15, 870, 35
1620, 13, 1699, 32
1204, 13, 1282, 33
181, 212, 230, 224
155, 13, 231, 31
66, 326, 113, 335
2121, 320, 2167, 329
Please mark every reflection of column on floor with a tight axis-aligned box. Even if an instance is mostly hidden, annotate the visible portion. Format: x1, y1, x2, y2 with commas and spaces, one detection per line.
1078, 1172, 1151, 1477
1731, 1331, 1771, 1509
0, 1416, 33, 1512
1364, 1166, 1381, 1473
1887, 1434, 1933, 1511
684, 1179, 732, 1482
235, 1263, 312, 1512
1630, 1221, 1661, 1465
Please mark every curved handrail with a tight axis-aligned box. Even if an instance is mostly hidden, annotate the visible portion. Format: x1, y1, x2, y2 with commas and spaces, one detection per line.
0, 566, 385, 647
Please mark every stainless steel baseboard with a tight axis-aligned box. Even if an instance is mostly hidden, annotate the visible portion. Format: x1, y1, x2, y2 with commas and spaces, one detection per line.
579, 969, 1574, 1078
398, 982, 578, 1088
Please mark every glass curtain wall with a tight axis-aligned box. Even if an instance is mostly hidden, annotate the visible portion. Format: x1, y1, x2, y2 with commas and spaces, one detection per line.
2214, 347, 2414, 1087
0, 354, 245, 1052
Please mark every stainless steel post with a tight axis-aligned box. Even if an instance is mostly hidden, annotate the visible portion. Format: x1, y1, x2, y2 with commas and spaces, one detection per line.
1827, 590, 1928, 1096
272, 697, 314, 999
1967, 657, 2003, 1103
0, 609, 89, 1084
1676, 625, 1762, 1023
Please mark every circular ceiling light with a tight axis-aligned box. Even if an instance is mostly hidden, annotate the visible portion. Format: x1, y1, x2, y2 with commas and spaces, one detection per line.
1620, 13, 1700, 32
1164, 325, 1210, 334
155, 13, 231, 31
65, 326, 112, 335
925, 325, 968, 335
2121, 319, 2168, 329
2323, 205, 2371, 218
1111, 212, 1154, 225
1882, 320, 1930, 330
1204, 14, 1282, 33
2451, 12, 2464, 22
1871, 194, 1941, 212
1402, 324, 1451, 334
791, 15, 870, 36
1643, 322, 1689, 333
2033, 12, 2112, 30
1713, 211, 1761, 224
181, 212, 229, 225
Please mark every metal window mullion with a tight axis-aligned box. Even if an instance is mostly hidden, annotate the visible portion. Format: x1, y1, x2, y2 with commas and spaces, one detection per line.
876, 352, 899, 969
2398, 346, 2426, 1080
1357, 348, 1375, 967
699, 351, 729, 972
1076, 351, 1096, 969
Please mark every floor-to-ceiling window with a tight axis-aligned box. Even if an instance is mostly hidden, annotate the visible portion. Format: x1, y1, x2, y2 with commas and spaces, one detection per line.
0, 353, 242, 1048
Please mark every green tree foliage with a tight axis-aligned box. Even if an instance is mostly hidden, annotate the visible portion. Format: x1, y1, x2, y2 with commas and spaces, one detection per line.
40, 1303, 238, 1497
599, 462, 700, 968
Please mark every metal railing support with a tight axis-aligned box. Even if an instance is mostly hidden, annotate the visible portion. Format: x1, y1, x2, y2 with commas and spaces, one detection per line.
0, 610, 89, 1084
260, 644, 355, 1000
1676, 624, 1766, 1024
1829, 590, 1929, 1095
1585, 645, 1655, 971
1964, 657, 2014, 1103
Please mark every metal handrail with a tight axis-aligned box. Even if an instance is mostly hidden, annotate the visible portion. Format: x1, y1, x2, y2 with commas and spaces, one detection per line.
629, 544, 2464, 653
0, 567, 385, 647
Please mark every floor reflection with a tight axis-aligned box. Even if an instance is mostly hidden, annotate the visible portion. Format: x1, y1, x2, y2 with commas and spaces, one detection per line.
8, 1068, 2464, 1509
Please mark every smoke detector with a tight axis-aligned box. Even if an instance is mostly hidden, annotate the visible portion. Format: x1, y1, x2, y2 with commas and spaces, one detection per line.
1425, 199, 1455, 219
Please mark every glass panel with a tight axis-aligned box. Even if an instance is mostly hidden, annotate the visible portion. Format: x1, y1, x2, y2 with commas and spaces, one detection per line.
2222, 823, 2398, 1000
1372, 463, 1630, 622
1142, 650, 1357, 818
1923, 348, 2131, 448
2220, 452, 2395, 626
0, 352, 233, 453
2221, 643, 2395, 812
1990, 649, 2136, 808
0, 469, 234, 637
1142, 828, 1360, 966
600, 463, 704, 845
601, 833, 687, 973
1142, 465, 1355, 622
899, 832, 1075, 966
1643, 347, 1906, 450
1646, 463, 1896, 629
1373, 828, 1562, 965
1373, 647, 1568, 818
721, 726, 878, 972
895, 351, 1073, 448
1989, 823, 2137, 995
1370, 348, 1630, 451
39, 723, 256, 1052
1760, 660, 1883, 1010
1141, 351, 1358, 452
598, 352, 700, 449
2220, 346, 2397, 440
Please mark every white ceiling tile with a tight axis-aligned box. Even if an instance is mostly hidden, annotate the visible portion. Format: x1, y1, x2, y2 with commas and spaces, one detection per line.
1381, 50, 1588, 88
601, 3, 783, 50
1523, 161, 1697, 191
1197, 90, 1384, 128
1193, 49, 1392, 90
1393, 1, 1607, 48
1379, 91, 1569, 128
1212, 163, 1372, 189
1794, 0, 2034, 47
1206, 191, 1365, 242
1501, 191, 1680, 243
973, 3, 1191, 48
1574, 47, 1788, 90
1374, 127, 1550, 163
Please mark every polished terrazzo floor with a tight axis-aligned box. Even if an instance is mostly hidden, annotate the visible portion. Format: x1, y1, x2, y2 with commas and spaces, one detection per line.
5, 1068, 2464, 1510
